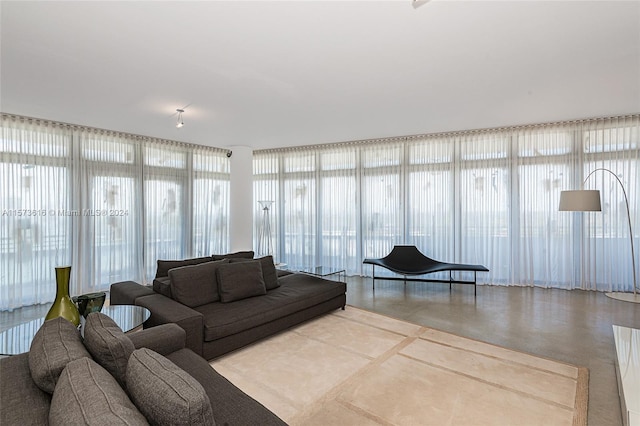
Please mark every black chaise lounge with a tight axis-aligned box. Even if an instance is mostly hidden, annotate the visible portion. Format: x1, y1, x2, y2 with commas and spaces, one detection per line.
363, 245, 489, 296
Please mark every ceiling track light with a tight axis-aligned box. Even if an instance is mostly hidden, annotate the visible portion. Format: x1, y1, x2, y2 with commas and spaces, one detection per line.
176, 109, 184, 128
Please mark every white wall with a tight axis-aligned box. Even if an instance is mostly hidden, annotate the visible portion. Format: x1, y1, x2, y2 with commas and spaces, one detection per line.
228, 145, 253, 252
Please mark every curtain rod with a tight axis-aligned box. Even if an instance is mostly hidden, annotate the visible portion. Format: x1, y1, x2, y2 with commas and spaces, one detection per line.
256, 113, 640, 154
0, 112, 227, 154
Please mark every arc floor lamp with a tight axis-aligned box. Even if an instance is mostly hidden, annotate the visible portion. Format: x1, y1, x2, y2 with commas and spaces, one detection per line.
559, 168, 638, 303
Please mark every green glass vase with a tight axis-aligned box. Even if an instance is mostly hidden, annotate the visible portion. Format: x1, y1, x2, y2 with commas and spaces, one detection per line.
45, 266, 80, 326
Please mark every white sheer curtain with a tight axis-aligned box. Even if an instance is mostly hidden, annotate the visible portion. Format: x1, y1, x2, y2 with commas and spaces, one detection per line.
0, 114, 231, 310
578, 116, 639, 292
192, 148, 230, 259
1, 117, 72, 310
74, 130, 144, 293
253, 115, 639, 292
514, 124, 574, 288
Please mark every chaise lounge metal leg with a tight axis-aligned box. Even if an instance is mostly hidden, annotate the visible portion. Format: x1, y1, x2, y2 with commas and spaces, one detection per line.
372, 266, 376, 292
474, 271, 477, 297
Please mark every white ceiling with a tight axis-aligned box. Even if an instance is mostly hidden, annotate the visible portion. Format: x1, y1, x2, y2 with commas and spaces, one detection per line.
1, 1, 639, 150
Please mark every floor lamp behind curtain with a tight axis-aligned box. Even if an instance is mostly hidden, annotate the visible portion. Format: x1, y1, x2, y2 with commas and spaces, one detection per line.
559, 168, 639, 303
257, 200, 274, 257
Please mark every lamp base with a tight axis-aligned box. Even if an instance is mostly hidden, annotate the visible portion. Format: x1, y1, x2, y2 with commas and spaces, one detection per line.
605, 292, 640, 304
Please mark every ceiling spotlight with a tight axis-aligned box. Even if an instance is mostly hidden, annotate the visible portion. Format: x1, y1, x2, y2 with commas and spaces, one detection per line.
176, 109, 184, 128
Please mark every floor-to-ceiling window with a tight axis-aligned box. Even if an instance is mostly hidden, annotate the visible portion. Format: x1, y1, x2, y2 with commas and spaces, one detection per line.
254, 114, 639, 292
0, 121, 71, 309
0, 114, 230, 311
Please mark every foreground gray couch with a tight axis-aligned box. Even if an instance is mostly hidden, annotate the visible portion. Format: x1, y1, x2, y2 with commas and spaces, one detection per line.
111, 253, 347, 360
0, 314, 285, 426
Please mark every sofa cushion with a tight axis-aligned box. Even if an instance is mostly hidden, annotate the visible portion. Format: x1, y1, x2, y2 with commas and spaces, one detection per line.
49, 357, 147, 426
153, 276, 172, 298
110, 280, 155, 305
230, 256, 279, 290
83, 312, 135, 387
166, 348, 286, 426
211, 250, 254, 261
156, 256, 213, 278
195, 273, 346, 341
217, 261, 267, 303
28, 317, 91, 394
169, 259, 228, 307
127, 348, 215, 426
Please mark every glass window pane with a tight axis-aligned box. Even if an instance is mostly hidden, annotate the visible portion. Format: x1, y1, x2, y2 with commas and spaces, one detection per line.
409, 140, 451, 164
518, 130, 572, 157
460, 135, 509, 160
144, 146, 186, 169
284, 153, 315, 173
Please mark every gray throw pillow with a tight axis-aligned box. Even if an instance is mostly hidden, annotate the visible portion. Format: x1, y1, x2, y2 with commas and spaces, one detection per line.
230, 256, 279, 290
126, 348, 215, 426
169, 259, 229, 307
83, 312, 135, 388
156, 256, 213, 278
50, 357, 148, 426
28, 317, 91, 394
216, 261, 267, 303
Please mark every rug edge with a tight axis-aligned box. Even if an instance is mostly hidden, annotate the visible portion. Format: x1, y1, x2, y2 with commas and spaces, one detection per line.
573, 366, 590, 426
346, 305, 588, 373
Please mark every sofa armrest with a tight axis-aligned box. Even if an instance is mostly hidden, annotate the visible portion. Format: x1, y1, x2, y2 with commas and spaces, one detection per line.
0, 353, 51, 426
110, 280, 155, 305
127, 323, 186, 356
277, 269, 293, 278
135, 294, 204, 357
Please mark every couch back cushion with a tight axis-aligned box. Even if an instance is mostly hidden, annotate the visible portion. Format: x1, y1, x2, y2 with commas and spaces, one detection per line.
49, 357, 147, 426
127, 348, 215, 426
229, 256, 279, 290
83, 313, 135, 388
169, 259, 229, 307
216, 261, 267, 303
28, 317, 91, 394
155, 256, 213, 278
153, 276, 172, 298
211, 250, 254, 261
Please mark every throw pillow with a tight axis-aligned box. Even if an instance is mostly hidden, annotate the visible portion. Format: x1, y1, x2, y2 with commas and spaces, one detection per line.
168, 259, 229, 307
211, 250, 254, 261
155, 256, 213, 278
28, 317, 91, 394
126, 348, 215, 426
229, 256, 279, 290
49, 357, 148, 426
216, 261, 267, 303
83, 312, 135, 388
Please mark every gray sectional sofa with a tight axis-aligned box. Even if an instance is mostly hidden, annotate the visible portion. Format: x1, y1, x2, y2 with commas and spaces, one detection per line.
110, 253, 347, 360
0, 314, 286, 425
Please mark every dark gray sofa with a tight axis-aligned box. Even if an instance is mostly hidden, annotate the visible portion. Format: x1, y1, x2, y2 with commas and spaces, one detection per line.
110, 254, 347, 360
0, 315, 285, 426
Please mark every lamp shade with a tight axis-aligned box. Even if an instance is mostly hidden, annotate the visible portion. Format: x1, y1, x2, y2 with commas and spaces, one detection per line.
558, 190, 602, 212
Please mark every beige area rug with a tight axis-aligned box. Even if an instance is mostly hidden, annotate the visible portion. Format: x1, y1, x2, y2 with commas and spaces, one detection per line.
210, 307, 588, 426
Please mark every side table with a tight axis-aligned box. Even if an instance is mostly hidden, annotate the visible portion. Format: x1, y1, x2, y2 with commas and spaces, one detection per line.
0, 305, 150, 356
298, 266, 346, 282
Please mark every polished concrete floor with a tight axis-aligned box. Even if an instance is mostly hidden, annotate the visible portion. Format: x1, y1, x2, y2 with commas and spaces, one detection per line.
2, 279, 638, 425
346, 277, 640, 426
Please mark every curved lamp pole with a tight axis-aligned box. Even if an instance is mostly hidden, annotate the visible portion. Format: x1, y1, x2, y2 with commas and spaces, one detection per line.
559, 168, 638, 303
